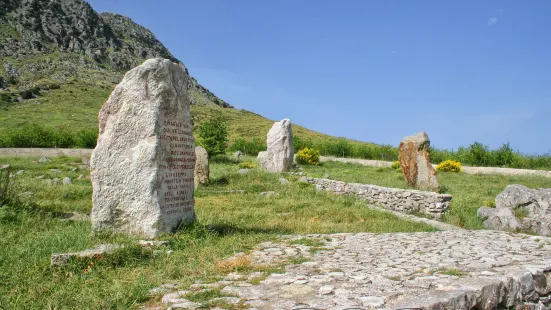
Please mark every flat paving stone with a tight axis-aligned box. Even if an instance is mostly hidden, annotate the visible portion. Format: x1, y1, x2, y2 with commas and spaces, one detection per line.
157, 230, 551, 309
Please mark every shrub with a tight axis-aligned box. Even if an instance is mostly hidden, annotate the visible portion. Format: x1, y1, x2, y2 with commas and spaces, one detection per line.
296, 147, 320, 165
492, 142, 514, 167
75, 129, 98, 148
436, 160, 462, 173
390, 161, 402, 173
390, 161, 401, 170
0, 124, 98, 148
466, 142, 491, 166
229, 138, 265, 156
315, 138, 352, 158
293, 135, 313, 152
239, 161, 256, 169
197, 116, 229, 157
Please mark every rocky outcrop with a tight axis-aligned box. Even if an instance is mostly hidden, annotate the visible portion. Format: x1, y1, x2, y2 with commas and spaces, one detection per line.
399, 132, 439, 191
478, 184, 551, 236
307, 177, 451, 219
90, 59, 196, 238
258, 119, 294, 172
0, 0, 232, 108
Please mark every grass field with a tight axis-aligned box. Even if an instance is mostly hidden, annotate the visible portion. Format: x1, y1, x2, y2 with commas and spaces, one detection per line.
0, 155, 435, 309
302, 161, 551, 229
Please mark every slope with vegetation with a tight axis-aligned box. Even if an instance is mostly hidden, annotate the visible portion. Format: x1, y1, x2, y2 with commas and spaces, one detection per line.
0, 0, 549, 170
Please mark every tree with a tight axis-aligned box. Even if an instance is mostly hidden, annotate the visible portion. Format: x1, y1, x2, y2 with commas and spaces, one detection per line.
197, 116, 228, 157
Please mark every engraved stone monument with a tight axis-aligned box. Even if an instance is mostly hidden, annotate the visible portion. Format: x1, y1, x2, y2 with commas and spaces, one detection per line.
90, 59, 195, 238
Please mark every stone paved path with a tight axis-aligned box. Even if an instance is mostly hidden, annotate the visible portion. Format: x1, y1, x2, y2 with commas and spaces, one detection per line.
159, 230, 551, 310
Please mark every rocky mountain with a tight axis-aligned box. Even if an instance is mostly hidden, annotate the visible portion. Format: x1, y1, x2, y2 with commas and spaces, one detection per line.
0, 0, 232, 108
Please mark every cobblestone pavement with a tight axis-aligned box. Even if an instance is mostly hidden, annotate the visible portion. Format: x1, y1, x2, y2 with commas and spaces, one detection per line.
158, 230, 551, 310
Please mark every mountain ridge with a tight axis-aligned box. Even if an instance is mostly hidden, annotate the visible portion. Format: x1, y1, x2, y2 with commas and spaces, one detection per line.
0, 0, 378, 151
0, 0, 232, 108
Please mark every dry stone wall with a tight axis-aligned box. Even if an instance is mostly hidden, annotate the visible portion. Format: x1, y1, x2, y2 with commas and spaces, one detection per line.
306, 178, 451, 219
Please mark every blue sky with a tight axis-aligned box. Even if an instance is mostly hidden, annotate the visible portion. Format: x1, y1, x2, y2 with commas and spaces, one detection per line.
89, 0, 550, 154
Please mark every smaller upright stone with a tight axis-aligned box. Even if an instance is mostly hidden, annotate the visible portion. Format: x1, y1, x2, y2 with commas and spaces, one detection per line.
258, 119, 294, 172
194, 146, 209, 187
399, 132, 439, 191
63, 177, 72, 185
233, 151, 243, 160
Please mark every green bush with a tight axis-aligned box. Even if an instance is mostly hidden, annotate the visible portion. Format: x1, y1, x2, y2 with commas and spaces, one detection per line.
465, 142, 491, 166
315, 138, 352, 158
296, 147, 320, 165
75, 129, 98, 148
293, 135, 314, 152
0, 124, 98, 148
197, 116, 228, 157
492, 143, 514, 167
229, 138, 265, 156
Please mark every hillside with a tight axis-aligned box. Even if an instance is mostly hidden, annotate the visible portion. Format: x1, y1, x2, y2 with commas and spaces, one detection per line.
0, 0, 372, 148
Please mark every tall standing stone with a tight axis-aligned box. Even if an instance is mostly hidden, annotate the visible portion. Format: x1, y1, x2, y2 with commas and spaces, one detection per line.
90, 59, 196, 238
399, 132, 439, 191
194, 146, 209, 187
258, 119, 294, 172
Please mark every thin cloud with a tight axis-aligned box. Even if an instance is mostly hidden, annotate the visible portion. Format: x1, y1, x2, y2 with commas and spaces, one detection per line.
488, 17, 498, 26
391, 50, 397, 55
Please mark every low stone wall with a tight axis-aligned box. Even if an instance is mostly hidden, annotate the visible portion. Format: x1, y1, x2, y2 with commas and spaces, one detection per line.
306, 178, 452, 219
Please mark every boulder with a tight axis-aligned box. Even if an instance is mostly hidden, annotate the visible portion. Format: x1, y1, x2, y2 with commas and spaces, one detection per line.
90, 59, 196, 238
194, 146, 209, 187
399, 132, 439, 191
258, 119, 294, 172
478, 184, 551, 236
38, 156, 51, 163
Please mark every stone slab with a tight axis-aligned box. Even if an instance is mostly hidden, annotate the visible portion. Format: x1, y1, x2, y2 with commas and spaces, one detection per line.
160, 231, 551, 309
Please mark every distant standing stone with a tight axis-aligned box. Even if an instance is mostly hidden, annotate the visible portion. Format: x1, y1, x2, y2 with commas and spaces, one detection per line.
90, 59, 196, 238
399, 132, 439, 191
39, 156, 51, 163
233, 151, 243, 160
258, 119, 294, 172
16, 170, 24, 175
194, 146, 209, 187
237, 169, 249, 175
279, 177, 290, 185
63, 177, 72, 185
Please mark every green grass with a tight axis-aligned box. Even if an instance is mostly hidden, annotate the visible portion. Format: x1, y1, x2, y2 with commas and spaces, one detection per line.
301, 161, 551, 229
0, 155, 434, 309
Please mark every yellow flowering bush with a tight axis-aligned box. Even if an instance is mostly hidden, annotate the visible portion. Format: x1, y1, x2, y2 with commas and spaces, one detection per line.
296, 147, 320, 165
239, 161, 256, 169
390, 161, 401, 170
436, 160, 462, 173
